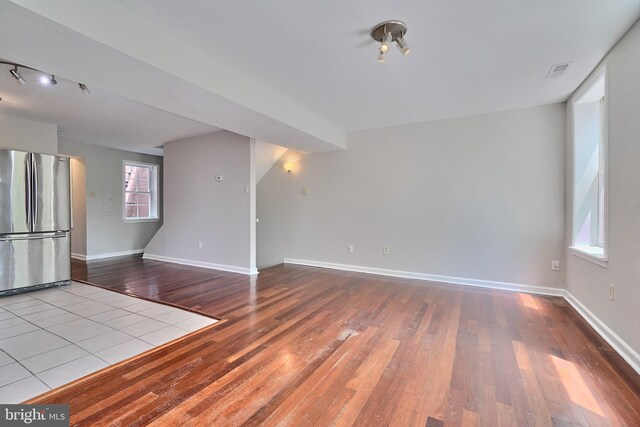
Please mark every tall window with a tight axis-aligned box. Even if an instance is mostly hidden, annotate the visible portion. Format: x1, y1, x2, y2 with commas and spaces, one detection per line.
124, 161, 159, 221
571, 66, 607, 264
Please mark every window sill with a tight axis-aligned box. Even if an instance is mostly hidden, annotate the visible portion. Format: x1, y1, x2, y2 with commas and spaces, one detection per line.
124, 218, 160, 224
570, 246, 608, 268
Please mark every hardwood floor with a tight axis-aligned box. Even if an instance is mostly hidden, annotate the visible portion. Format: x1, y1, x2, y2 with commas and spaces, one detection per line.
30, 256, 640, 425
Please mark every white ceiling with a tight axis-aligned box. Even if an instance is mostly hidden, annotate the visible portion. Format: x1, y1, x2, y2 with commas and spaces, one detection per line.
0, 1, 639, 155
113, 0, 640, 131
0, 64, 219, 155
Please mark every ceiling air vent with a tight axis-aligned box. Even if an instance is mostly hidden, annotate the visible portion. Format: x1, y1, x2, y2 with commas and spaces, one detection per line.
546, 62, 572, 79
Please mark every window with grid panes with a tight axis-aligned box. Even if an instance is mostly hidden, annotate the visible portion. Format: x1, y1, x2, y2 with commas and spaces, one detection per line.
124, 161, 159, 220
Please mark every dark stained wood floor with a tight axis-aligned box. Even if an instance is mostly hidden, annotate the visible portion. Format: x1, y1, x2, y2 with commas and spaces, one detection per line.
31, 256, 640, 426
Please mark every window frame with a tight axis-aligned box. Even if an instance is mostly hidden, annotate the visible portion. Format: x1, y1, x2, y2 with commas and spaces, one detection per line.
569, 63, 608, 268
123, 160, 160, 223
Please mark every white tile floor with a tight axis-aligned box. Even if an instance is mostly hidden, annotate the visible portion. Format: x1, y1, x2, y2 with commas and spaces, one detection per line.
0, 282, 218, 403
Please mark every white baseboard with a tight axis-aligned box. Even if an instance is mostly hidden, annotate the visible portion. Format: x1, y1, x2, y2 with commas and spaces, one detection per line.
283, 257, 640, 375
71, 253, 87, 261
563, 291, 640, 375
143, 253, 258, 276
85, 249, 144, 261
283, 258, 564, 296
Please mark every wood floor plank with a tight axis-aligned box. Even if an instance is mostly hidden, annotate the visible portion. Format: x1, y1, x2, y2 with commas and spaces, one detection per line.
24, 256, 640, 426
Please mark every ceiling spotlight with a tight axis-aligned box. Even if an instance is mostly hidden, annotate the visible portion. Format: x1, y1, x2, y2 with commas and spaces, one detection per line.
396, 36, 411, 56
40, 74, 57, 85
78, 83, 90, 94
380, 30, 391, 53
370, 20, 411, 62
9, 66, 26, 85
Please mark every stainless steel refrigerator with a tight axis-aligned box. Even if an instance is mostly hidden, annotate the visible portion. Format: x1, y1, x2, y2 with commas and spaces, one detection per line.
0, 149, 71, 295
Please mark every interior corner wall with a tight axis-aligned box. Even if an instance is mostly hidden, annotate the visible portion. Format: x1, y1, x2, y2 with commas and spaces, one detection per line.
0, 114, 58, 154
58, 140, 163, 258
565, 19, 640, 356
257, 159, 293, 268
258, 103, 566, 287
147, 131, 253, 272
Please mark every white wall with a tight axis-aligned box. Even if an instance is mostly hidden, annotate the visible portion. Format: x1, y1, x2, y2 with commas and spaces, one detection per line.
0, 114, 58, 154
566, 20, 640, 357
144, 131, 256, 274
258, 104, 566, 288
58, 140, 163, 258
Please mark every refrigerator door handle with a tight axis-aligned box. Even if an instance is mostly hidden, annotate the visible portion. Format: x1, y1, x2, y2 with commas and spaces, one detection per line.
0, 232, 67, 241
32, 156, 39, 224
25, 156, 32, 225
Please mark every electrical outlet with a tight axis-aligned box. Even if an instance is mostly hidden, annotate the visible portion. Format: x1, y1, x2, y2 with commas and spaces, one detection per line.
347, 244, 354, 253
383, 246, 390, 255
551, 260, 560, 271
198, 240, 203, 249
609, 283, 615, 301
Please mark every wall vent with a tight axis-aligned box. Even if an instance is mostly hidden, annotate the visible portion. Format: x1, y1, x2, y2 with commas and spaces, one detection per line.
546, 62, 572, 79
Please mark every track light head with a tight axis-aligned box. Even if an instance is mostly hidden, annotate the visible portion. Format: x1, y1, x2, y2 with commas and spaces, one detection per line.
396, 36, 411, 56
9, 66, 26, 85
40, 74, 57, 85
380, 30, 391, 53
377, 50, 386, 63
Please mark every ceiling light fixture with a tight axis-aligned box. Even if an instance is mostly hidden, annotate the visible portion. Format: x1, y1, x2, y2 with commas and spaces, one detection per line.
370, 20, 411, 62
2, 61, 88, 93
9, 65, 27, 85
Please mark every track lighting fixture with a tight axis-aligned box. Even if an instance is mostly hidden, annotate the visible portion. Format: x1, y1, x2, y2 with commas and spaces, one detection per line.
9, 65, 26, 85
2, 61, 89, 94
370, 20, 411, 62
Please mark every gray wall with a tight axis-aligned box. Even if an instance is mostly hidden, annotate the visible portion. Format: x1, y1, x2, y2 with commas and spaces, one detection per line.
59, 140, 163, 258
0, 114, 58, 154
145, 131, 255, 273
566, 19, 640, 355
258, 104, 566, 288
257, 160, 294, 268
70, 158, 87, 257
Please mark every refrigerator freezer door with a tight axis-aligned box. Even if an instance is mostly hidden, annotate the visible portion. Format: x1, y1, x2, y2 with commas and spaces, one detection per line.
0, 150, 31, 234
0, 232, 71, 294
31, 154, 71, 232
